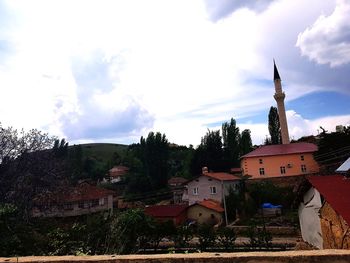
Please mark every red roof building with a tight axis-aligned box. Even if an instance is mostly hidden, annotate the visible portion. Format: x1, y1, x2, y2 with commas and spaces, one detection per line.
183, 170, 241, 205
241, 142, 319, 179
32, 183, 115, 218
144, 204, 188, 225
187, 199, 224, 225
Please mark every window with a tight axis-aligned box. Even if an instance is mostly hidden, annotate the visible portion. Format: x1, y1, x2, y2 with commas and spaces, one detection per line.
78, 201, 84, 209
99, 198, 106, 206
259, 159, 263, 164
193, 187, 199, 195
91, 199, 99, 207
259, 168, 265, 175
63, 203, 73, 210
300, 155, 304, 161
301, 164, 307, 173
210, 186, 217, 194
280, 166, 286, 174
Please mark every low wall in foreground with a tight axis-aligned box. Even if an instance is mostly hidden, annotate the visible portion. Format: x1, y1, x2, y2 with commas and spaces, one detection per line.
2, 250, 350, 263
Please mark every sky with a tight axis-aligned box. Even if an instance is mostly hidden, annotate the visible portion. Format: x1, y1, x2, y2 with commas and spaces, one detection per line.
0, 0, 350, 147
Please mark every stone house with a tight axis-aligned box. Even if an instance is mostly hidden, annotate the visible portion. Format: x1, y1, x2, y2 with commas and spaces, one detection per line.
187, 199, 224, 226
299, 175, 350, 249
241, 142, 319, 179
182, 168, 240, 205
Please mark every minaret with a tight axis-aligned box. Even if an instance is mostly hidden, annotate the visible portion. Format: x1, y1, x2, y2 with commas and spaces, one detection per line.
273, 60, 290, 144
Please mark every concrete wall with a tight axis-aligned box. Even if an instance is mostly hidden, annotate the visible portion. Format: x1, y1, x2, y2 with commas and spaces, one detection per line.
241, 152, 319, 179
3, 250, 350, 263
298, 187, 323, 249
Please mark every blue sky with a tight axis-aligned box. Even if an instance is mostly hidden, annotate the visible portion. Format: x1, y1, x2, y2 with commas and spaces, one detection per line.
0, 0, 349, 146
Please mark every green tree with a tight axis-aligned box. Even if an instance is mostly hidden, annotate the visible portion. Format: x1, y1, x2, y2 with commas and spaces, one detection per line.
108, 209, 153, 254
268, 106, 281, 145
222, 118, 241, 168
190, 129, 223, 174
240, 129, 253, 156
216, 227, 236, 251
139, 132, 170, 190
197, 224, 216, 251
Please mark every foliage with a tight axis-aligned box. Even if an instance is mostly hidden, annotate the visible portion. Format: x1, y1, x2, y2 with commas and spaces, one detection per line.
0, 124, 68, 219
173, 224, 194, 248
190, 118, 253, 174
268, 106, 281, 145
139, 132, 170, 190
222, 118, 241, 168
108, 209, 154, 254
246, 222, 272, 250
314, 126, 350, 171
248, 181, 294, 209
168, 145, 194, 179
216, 227, 236, 251
190, 129, 224, 174
196, 224, 216, 251
240, 129, 253, 156
47, 224, 87, 255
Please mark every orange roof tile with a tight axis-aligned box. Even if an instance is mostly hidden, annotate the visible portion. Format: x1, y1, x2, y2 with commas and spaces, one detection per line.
204, 172, 240, 181
195, 199, 224, 213
64, 183, 115, 202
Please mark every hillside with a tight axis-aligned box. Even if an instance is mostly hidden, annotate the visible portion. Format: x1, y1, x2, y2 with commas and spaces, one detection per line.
74, 143, 128, 163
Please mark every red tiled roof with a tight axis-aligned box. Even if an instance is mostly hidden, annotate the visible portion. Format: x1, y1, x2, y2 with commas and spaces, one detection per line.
242, 142, 317, 158
204, 172, 240, 181
308, 175, 350, 225
109, 166, 129, 178
195, 199, 224, 213
64, 183, 115, 202
168, 177, 187, 185
145, 204, 188, 218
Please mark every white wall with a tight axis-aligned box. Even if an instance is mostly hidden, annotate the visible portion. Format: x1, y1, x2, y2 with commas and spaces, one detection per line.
298, 187, 323, 249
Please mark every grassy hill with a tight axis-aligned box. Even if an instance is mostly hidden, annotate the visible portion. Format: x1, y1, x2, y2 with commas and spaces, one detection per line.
72, 143, 128, 164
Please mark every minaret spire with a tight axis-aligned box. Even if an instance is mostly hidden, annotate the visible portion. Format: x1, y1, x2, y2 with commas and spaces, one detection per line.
273, 60, 290, 144
273, 59, 280, 80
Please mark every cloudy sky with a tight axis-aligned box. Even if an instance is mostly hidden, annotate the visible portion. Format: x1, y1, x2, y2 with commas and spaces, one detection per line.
0, 0, 350, 146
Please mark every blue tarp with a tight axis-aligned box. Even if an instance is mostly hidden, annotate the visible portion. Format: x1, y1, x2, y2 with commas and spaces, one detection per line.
262, 202, 282, 208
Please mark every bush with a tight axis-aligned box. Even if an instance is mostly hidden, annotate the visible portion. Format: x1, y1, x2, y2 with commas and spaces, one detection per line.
216, 227, 236, 251
196, 224, 216, 251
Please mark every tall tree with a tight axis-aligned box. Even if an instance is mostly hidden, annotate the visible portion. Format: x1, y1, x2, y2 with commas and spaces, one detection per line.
190, 129, 223, 174
268, 106, 281, 145
140, 132, 169, 190
240, 129, 253, 156
222, 118, 240, 168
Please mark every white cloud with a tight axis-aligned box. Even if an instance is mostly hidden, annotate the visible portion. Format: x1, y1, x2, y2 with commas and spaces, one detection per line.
0, 0, 349, 148
296, 0, 350, 67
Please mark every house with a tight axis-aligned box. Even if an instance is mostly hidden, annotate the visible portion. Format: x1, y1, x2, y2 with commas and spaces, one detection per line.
241, 142, 319, 179
107, 165, 129, 183
187, 199, 224, 226
182, 168, 240, 205
32, 182, 114, 217
298, 175, 350, 249
168, 177, 187, 204
144, 204, 188, 225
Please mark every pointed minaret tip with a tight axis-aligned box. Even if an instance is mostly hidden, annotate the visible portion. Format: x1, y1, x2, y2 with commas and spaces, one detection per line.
273, 59, 281, 81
